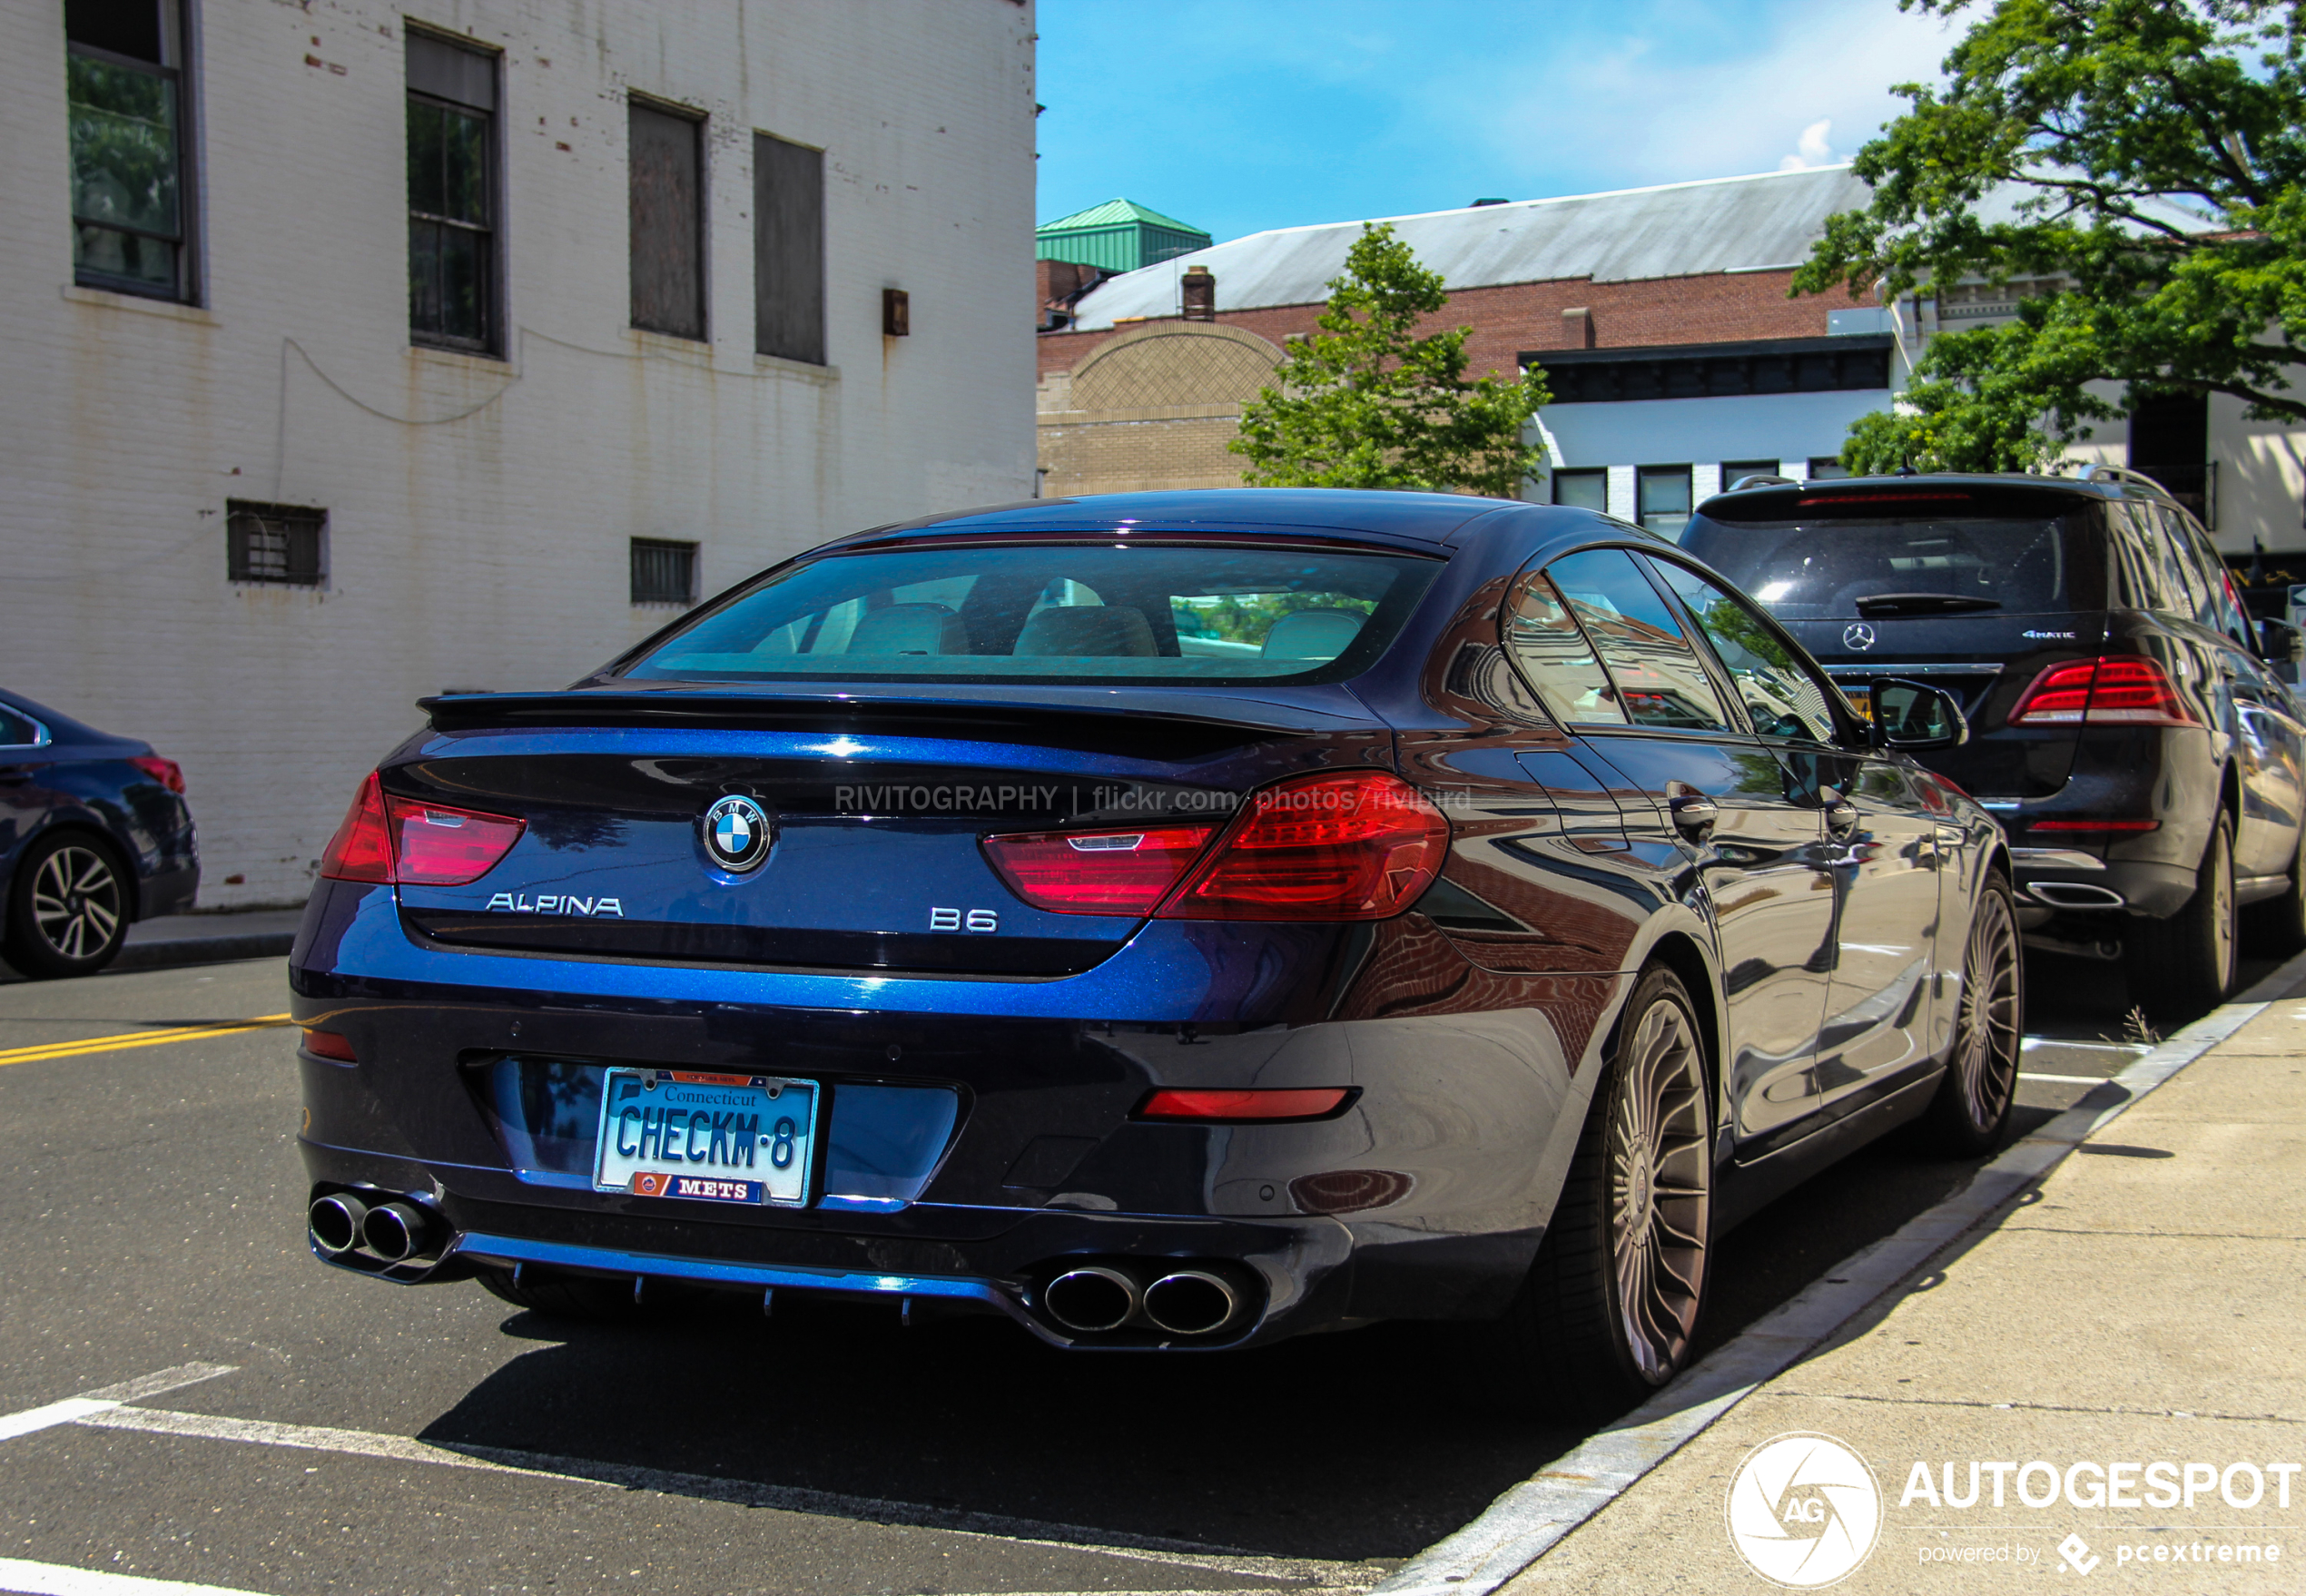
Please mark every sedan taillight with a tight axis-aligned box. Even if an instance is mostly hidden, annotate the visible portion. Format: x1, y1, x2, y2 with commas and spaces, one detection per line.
320, 771, 526, 886
982, 824, 1217, 914
129, 755, 185, 794
2007, 656, 2198, 728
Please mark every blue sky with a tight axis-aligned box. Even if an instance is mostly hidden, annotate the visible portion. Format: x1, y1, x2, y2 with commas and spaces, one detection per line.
1035, 0, 1965, 242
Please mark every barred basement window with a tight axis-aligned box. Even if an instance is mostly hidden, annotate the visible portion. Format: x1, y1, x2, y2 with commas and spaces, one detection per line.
631, 538, 697, 606
227, 501, 327, 586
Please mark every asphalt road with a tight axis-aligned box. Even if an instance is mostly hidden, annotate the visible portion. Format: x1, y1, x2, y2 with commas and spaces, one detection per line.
0, 948, 2262, 1596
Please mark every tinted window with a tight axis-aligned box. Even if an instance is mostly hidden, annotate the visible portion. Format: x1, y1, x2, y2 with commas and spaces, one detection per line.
2108, 502, 2169, 611
1544, 549, 1732, 732
625, 543, 1436, 685
1648, 559, 1839, 743
0, 706, 39, 746
1682, 492, 2109, 616
1502, 571, 1628, 725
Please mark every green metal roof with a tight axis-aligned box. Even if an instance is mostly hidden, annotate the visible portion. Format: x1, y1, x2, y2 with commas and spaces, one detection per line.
1038, 197, 1207, 236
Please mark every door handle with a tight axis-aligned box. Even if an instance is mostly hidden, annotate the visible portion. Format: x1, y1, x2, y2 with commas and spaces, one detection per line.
1826, 800, 1859, 838
1666, 785, 1719, 840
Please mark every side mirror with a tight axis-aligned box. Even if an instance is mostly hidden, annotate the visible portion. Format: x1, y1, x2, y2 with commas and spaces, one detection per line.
1868, 678, 1969, 751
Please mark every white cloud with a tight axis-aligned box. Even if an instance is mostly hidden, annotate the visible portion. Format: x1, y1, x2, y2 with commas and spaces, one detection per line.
1779, 118, 1837, 171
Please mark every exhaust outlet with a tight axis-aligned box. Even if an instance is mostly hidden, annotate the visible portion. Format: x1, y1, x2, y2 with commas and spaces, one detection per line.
360, 1200, 433, 1264
1042, 1266, 1139, 1333
1142, 1269, 1239, 1336
308, 1193, 369, 1256
2028, 882, 2126, 910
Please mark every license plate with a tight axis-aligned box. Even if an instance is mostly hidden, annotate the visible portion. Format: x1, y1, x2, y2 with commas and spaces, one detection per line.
593, 1069, 817, 1207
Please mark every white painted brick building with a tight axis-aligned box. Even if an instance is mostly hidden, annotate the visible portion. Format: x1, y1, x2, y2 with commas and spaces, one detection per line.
1, 0, 1037, 906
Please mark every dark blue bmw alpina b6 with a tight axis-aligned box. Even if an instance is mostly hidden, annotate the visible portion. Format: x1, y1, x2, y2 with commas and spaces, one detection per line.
294, 488, 2015, 1410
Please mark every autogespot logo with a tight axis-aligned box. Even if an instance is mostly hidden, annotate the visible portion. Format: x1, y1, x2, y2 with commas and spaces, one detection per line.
1726, 1433, 1884, 1588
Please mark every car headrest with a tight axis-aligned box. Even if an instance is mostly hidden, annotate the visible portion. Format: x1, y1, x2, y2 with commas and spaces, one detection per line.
1011, 605, 1158, 657
1261, 607, 1366, 661
846, 603, 969, 655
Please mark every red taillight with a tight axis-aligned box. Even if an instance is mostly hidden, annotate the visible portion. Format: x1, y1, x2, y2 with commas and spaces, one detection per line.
129, 755, 185, 794
320, 773, 394, 882
319, 771, 525, 886
982, 824, 1217, 915
1157, 771, 1448, 921
2008, 656, 2198, 727
1136, 1087, 1354, 1122
301, 1029, 358, 1062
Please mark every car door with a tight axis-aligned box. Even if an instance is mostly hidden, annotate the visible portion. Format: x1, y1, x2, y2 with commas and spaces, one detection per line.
0, 700, 56, 864
2181, 516, 2305, 882
1532, 547, 1838, 1145
1647, 557, 1946, 1105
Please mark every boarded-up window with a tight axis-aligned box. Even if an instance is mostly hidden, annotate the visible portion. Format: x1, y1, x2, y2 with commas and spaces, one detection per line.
629, 101, 704, 339
754, 133, 824, 364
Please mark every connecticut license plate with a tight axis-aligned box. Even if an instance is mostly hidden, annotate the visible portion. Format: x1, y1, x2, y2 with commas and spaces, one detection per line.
592, 1069, 817, 1207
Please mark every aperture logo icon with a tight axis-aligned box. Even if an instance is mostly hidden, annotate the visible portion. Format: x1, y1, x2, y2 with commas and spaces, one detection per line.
1726, 1433, 1883, 1587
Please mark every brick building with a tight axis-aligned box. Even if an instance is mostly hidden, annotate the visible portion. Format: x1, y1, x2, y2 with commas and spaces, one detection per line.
1035, 166, 2306, 558
2, 0, 1037, 906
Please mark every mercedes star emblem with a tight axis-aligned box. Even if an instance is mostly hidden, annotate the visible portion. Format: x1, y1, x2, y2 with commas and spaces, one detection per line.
701, 794, 774, 873
1843, 623, 1877, 651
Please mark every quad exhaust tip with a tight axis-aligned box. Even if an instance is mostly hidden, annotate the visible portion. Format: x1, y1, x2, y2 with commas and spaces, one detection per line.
1041, 1262, 1244, 1337
308, 1193, 368, 1256
360, 1201, 434, 1263
310, 1191, 439, 1264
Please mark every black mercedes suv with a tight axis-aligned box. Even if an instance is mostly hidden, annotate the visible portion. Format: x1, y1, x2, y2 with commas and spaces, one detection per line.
1682, 467, 2306, 1010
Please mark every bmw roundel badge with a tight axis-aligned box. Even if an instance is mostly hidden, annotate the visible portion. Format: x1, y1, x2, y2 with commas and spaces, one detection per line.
702, 794, 774, 873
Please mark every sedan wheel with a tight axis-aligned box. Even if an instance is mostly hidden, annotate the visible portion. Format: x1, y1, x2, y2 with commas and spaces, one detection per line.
1497, 965, 1712, 1416
1922, 873, 2022, 1155
5, 835, 130, 980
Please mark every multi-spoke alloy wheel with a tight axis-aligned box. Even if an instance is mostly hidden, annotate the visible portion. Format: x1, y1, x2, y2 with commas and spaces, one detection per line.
1924, 873, 2023, 1155
5, 835, 129, 979
1499, 964, 1714, 1417
1606, 990, 1711, 1384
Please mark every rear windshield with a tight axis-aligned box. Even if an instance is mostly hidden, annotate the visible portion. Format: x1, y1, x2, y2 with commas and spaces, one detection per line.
1682, 499, 2107, 618
621, 541, 1439, 685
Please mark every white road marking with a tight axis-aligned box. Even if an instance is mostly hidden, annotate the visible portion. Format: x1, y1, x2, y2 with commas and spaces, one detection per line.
0, 1366, 234, 1443
2021, 1037, 2143, 1053
70, 1406, 1365, 1588
2016, 1071, 2114, 1084
0, 1558, 272, 1596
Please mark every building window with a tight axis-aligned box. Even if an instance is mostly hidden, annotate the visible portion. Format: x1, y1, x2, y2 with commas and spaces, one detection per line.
630, 100, 705, 340
1552, 469, 1609, 513
1637, 466, 1692, 540
631, 538, 697, 606
66, 0, 194, 301
228, 501, 327, 586
406, 31, 498, 351
754, 133, 824, 364
1523, 336, 1894, 404
1808, 457, 1851, 480
1721, 459, 1779, 489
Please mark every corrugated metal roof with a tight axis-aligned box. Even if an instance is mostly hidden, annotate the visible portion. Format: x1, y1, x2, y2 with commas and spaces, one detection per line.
1038, 197, 1209, 236
1064, 166, 1877, 331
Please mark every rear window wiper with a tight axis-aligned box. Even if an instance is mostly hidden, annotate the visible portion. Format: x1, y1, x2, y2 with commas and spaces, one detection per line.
1852, 592, 2003, 616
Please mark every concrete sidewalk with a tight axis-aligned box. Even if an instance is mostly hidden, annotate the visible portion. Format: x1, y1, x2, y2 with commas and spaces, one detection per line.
1500, 977, 2306, 1592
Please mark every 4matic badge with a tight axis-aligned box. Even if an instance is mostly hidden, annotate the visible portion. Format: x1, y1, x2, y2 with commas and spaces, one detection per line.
702, 794, 774, 873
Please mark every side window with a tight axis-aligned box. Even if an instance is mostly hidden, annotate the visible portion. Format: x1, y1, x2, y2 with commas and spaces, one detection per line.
2186, 522, 2250, 644
2111, 505, 2168, 612
1502, 570, 1628, 725
1543, 549, 1733, 733
2150, 504, 2209, 624
1648, 559, 1840, 744
0, 706, 39, 747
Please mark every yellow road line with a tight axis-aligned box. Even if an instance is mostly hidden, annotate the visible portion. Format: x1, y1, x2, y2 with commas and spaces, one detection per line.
0, 1014, 295, 1068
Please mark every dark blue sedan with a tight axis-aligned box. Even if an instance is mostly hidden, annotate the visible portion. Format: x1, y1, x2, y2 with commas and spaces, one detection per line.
2, 690, 200, 979
291, 490, 2017, 1413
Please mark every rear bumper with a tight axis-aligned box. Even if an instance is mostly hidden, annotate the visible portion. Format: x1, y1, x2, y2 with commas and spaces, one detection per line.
2007, 849, 2197, 918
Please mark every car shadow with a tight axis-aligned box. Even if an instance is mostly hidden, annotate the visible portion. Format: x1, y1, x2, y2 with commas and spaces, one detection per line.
411, 1296, 1575, 1563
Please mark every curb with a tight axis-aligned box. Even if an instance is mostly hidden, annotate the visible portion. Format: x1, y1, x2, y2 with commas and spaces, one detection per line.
1372, 949, 2306, 1596
111, 931, 295, 974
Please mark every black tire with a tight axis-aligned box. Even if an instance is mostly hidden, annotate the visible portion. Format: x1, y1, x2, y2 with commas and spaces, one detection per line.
475, 1266, 647, 1322
2242, 819, 2306, 958
2126, 813, 2237, 1014
1489, 965, 1714, 1420
1920, 872, 2023, 1156
3, 832, 132, 980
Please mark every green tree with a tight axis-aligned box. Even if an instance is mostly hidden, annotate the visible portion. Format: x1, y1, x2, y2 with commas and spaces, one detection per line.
1795, 0, 2306, 472
1229, 223, 1549, 496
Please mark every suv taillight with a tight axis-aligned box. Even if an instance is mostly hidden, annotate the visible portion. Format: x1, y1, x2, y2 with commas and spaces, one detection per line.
320, 771, 527, 886
983, 771, 1450, 922
2008, 656, 2198, 728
